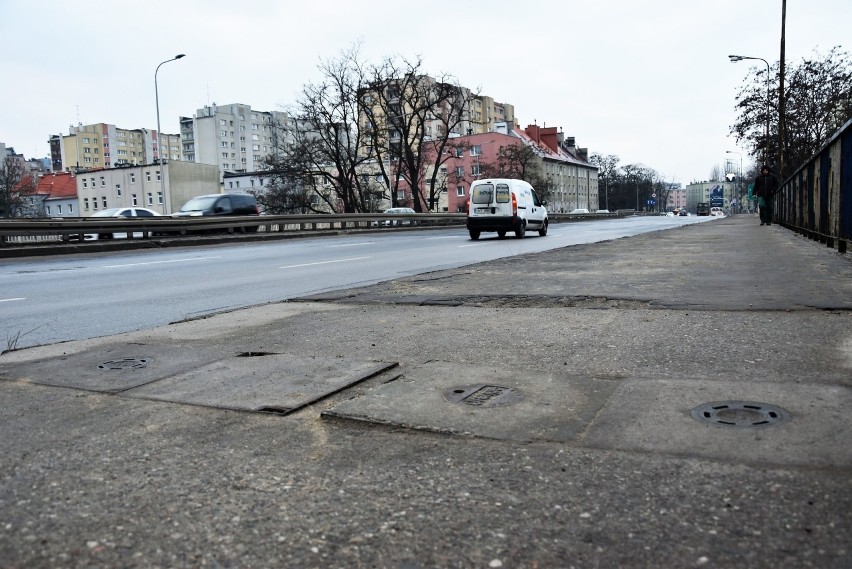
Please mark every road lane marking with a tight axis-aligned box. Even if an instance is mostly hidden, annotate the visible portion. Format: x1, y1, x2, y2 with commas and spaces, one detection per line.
0, 297, 26, 303
100, 256, 219, 269
280, 256, 370, 269
325, 242, 375, 248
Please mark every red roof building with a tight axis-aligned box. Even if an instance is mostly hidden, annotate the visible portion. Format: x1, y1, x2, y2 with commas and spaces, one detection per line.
36, 172, 79, 217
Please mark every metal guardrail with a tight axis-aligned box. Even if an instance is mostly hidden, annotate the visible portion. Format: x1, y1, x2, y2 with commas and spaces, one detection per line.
0, 210, 630, 247
775, 117, 852, 253
0, 213, 463, 246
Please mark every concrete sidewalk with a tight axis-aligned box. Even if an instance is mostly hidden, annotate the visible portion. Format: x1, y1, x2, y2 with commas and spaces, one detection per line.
1, 216, 851, 568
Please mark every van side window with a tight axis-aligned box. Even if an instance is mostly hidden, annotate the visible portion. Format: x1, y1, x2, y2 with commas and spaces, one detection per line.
531, 189, 542, 207
495, 184, 510, 203
471, 183, 494, 204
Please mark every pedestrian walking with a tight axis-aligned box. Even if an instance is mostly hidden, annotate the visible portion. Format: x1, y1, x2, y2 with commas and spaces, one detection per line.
753, 165, 779, 226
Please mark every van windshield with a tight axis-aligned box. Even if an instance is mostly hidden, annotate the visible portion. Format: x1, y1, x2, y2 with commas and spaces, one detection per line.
471, 183, 493, 205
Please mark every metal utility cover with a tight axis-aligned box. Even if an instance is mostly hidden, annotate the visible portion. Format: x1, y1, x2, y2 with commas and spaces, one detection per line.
0, 344, 225, 394
122, 353, 397, 414
581, 379, 852, 469
323, 360, 618, 442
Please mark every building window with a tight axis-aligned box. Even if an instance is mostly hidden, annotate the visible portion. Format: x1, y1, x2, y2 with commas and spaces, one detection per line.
147, 193, 153, 205
100, 177, 105, 186
84, 198, 89, 210
82, 179, 88, 188
471, 145, 481, 156
130, 173, 136, 183
157, 192, 163, 204
102, 197, 107, 208
455, 148, 464, 158
471, 165, 481, 177
116, 184, 122, 196
69, 203, 73, 213
456, 186, 465, 197
46, 205, 52, 215
146, 172, 151, 182
455, 166, 464, 177
156, 170, 161, 182
131, 194, 138, 206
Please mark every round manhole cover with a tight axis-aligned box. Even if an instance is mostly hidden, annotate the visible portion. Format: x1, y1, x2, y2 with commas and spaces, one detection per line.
98, 358, 150, 370
444, 385, 524, 408
690, 401, 791, 428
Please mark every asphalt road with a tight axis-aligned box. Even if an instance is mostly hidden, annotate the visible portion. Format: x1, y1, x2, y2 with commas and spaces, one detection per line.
1, 215, 713, 350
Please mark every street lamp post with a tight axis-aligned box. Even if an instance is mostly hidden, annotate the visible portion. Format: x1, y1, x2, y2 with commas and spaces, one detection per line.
155, 54, 185, 215
728, 55, 771, 168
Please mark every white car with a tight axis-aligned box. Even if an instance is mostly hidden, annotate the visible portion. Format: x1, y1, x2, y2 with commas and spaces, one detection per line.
571, 208, 590, 214
710, 207, 725, 217
85, 207, 164, 240
595, 209, 610, 214
371, 207, 416, 227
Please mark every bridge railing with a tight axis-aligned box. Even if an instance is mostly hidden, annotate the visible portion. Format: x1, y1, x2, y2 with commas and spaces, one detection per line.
775, 117, 852, 253
0, 210, 629, 248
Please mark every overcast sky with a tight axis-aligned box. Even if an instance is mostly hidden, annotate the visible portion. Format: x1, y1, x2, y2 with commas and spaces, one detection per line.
2, 0, 849, 185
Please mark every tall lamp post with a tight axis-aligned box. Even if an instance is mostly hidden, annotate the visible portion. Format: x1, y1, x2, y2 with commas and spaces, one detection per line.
155, 54, 185, 215
726, 150, 742, 214
728, 55, 771, 168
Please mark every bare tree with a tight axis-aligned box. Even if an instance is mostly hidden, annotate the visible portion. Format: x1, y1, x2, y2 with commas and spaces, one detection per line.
0, 155, 39, 218
589, 153, 620, 211
362, 56, 479, 212
731, 46, 851, 177
263, 45, 378, 213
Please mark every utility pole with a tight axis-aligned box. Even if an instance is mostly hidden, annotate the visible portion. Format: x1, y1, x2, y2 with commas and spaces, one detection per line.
778, 0, 787, 178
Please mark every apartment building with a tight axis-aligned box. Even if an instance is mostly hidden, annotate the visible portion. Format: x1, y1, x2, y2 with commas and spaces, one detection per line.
422, 122, 598, 213
48, 123, 180, 172
75, 161, 220, 216
180, 103, 302, 181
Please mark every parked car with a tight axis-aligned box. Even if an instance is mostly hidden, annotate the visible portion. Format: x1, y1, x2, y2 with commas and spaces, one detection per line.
595, 209, 610, 214
710, 207, 725, 216
679, 210, 689, 216
84, 207, 164, 240
571, 208, 590, 214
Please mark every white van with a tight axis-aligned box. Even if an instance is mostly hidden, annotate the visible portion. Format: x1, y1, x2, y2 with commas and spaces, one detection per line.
466, 178, 548, 240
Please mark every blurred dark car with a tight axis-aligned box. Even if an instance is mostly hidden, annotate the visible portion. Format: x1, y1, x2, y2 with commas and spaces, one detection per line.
173, 193, 259, 217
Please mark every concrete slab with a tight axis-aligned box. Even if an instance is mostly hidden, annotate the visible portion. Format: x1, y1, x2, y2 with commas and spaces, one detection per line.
0, 343, 225, 393
123, 353, 397, 414
323, 360, 619, 442
581, 379, 852, 469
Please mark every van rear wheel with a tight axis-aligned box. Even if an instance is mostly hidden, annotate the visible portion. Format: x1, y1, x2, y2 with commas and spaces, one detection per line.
515, 221, 526, 239
469, 230, 480, 240
538, 219, 548, 236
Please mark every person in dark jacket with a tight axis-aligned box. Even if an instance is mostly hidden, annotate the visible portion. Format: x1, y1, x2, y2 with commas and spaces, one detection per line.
753, 165, 779, 225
